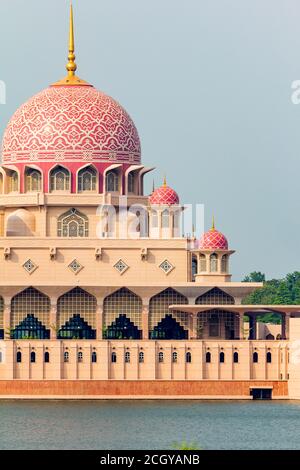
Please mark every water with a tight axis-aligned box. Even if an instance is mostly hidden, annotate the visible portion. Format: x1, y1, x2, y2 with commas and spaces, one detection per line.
0, 400, 300, 450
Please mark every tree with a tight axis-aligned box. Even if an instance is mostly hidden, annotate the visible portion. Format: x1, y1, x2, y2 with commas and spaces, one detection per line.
243, 271, 265, 283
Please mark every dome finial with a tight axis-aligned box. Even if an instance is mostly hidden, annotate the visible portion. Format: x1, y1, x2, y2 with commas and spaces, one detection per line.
163, 174, 167, 187
211, 215, 215, 231
66, 2, 77, 76
51, 1, 91, 87
152, 179, 155, 193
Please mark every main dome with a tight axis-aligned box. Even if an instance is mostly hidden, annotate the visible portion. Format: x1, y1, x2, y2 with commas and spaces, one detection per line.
1, 85, 141, 165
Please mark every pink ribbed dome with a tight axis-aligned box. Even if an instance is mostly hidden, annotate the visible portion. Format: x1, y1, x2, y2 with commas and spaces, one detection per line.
199, 227, 228, 250
1, 85, 141, 165
149, 183, 179, 205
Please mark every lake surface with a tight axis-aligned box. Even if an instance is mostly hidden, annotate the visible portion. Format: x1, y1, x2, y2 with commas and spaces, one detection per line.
0, 399, 300, 450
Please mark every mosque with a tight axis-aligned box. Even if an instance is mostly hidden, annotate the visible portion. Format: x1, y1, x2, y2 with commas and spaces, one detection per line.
0, 5, 300, 399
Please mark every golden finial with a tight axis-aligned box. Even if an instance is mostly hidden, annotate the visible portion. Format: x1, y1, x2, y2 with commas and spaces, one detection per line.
52, 2, 91, 87
163, 175, 167, 187
152, 180, 155, 193
67, 2, 77, 77
211, 215, 215, 231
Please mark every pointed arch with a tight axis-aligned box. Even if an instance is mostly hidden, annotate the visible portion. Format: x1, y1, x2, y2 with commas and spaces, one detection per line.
11, 287, 50, 338
197, 309, 238, 339
196, 287, 235, 305
57, 287, 97, 338
103, 288, 142, 339
25, 166, 42, 192
57, 208, 88, 237
49, 165, 70, 192
210, 253, 218, 272
149, 288, 189, 339
77, 164, 98, 192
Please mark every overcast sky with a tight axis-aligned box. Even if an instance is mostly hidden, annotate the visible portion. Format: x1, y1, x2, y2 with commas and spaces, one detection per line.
1, 0, 300, 280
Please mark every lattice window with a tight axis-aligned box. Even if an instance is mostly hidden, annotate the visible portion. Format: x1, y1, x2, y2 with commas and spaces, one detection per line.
196, 287, 234, 305
11, 287, 50, 329
78, 166, 97, 192
103, 288, 142, 330
57, 287, 97, 329
199, 254, 207, 272
68, 259, 83, 275
50, 166, 70, 191
23, 259, 38, 274
128, 172, 134, 193
221, 254, 228, 273
210, 253, 218, 272
106, 171, 119, 192
57, 208, 89, 237
113, 259, 129, 274
149, 288, 188, 331
9, 171, 18, 192
25, 168, 42, 192
196, 309, 238, 339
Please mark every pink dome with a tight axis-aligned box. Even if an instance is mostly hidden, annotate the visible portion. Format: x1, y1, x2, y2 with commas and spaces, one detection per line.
199, 227, 228, 250
1, 85, 141, 165
149, 184, 179, 205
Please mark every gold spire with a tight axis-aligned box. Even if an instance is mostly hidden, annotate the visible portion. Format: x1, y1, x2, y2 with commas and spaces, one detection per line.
52, 2, 91, 87
152, 179, 155, 193
163, 175, 167, 187
211, 215, 215, 231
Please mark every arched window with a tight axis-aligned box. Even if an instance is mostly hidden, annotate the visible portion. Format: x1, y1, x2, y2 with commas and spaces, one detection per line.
106, 171, 119, 192
219, 352, 225, 363
210, 253, 218, 272
253, 352, 258, 363
221, 254, 228, 273
128, 173, 134, 193
78, 351, 83, 363
186, 351, 192, 363
139, 351, 144, 363
104, 288, 142, 340
25, 168, 42, 192
199, 254, 206, 272
196, 287, 234, 305
30, 351, 36, 363
44, 351, 50, 363
158, 351, 164, 363
64, 351, 69, 363
125, 351, 130, 363
267, 352, 272, 363
50, 166, 70, 192
233, 352, 239, 363
9, 171, 18, 192
111, 352, 117, 363
152, 210, 158, 228
206, 351, 211, 363
16, 351, 22, 363
57, 288, 96, 340
172, 351, 178, 363
92, 351, 97, 363
162, 209, 169, 228
57, 208, 89, 237
78, 166, 97, 192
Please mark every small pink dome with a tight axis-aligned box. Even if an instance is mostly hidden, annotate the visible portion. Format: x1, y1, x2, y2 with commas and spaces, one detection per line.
199, 227, 228, 250
149, 183, 179, 205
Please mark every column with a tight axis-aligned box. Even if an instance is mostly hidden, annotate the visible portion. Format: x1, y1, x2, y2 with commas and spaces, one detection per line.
285, 313, 290, 340
142, 303, 149, 340
49, 301, 57, 340
249, 315, 257, 340
281, 313, 286, 340
191, 313, 198, 339
3, 298, 11, 340
96, 300, 104, 340
239, 313, 245, 340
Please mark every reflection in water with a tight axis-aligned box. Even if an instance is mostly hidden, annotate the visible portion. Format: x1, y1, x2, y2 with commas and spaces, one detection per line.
0, 400, 300, 450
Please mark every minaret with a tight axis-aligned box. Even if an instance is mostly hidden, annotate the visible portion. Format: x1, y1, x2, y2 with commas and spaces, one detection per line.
52, 2, 91, 87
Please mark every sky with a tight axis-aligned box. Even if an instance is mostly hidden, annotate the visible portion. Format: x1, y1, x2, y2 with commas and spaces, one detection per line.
1, 0, 300, 281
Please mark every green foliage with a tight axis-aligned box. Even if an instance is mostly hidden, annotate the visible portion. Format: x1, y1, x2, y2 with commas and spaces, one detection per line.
242, 271, 300, 324
172, 441, 201, 450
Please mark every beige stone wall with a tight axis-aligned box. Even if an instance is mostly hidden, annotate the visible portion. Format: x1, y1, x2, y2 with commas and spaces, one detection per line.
0, 340, 288, 381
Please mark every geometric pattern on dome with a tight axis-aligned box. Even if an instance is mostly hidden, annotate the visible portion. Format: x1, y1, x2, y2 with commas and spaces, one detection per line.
198, 229, 228, 250
159, 259, 174, 275
2, 86, 141, 164
149, 186, 179, 205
